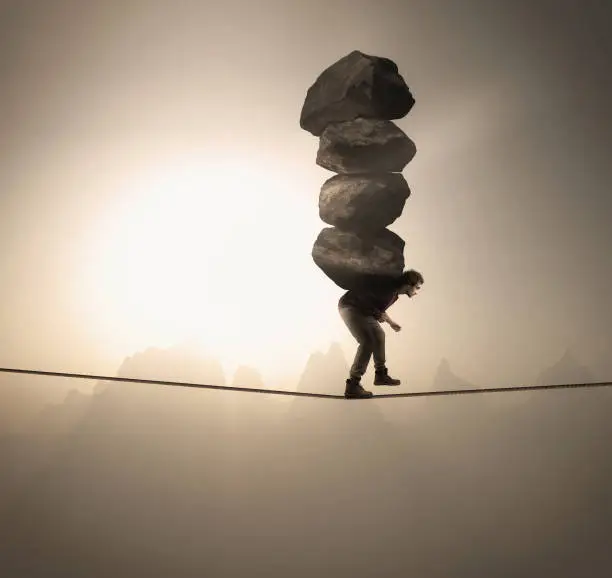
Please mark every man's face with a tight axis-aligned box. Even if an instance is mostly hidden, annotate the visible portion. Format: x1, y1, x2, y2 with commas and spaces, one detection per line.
403, 282, 422, 297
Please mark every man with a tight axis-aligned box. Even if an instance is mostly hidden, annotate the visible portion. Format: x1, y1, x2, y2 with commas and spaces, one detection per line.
338, 269, 424, 399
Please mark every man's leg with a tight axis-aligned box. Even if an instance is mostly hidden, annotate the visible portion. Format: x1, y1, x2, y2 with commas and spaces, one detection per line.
371, 320, 400, 386
339, 307, 385, 379
368, 318, 387, 373
350, 342, 372, 380
339, 307, 400, 386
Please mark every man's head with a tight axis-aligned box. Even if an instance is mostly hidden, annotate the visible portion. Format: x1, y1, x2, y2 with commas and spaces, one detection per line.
397, 269, 423, 297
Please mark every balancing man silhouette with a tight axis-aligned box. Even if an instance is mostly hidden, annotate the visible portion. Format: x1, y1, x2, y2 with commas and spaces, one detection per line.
339, 269, 424, 399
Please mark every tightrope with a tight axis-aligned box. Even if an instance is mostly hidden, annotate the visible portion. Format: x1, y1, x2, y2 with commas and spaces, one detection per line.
1, 367, 611, 399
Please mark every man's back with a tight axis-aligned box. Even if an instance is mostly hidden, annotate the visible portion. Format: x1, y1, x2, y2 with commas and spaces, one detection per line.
338, 286, 399, 319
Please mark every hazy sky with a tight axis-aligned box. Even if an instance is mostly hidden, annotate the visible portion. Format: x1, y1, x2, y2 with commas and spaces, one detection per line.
1, 4, 612, 575
1, 0, 611, 398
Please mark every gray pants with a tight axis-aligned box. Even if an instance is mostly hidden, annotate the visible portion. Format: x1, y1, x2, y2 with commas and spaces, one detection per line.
339, 305, 386, 379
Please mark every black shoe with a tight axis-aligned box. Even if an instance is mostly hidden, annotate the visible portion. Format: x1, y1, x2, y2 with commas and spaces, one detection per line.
344, 378, 373, 399
374, 368, 401, 386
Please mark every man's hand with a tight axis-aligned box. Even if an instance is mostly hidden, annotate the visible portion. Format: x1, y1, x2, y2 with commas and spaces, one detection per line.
379, 312, 401, 331
377, 311, 389, 323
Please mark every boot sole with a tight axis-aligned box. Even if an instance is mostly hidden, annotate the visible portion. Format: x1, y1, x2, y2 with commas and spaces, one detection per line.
374, 382, 401, 386
344, 393, 373, 399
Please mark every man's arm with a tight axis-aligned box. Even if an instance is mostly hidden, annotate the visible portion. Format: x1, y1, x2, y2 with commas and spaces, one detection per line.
379, 310, 401, 331
365, 289, 399, 324
379, 311, 396, 324
373, 309, 393, 323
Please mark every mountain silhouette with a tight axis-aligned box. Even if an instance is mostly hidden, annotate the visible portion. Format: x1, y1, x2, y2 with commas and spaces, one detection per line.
431, 357, 477, 390
296, 341, 348, 396
1, 340, 418, 576
2, 343, 611, 577
535, 348, 596, 386
231, 365, 265, 388
116, 341, 226, 385
0, 372, 77, 435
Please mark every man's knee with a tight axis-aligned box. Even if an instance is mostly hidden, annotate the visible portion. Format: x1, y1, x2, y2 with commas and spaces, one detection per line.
366, 320, 385, 342
373, 323, 385, 339
359, 331, 383, 349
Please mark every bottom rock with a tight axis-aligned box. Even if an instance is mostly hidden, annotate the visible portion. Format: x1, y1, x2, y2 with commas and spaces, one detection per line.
312, 226, 405, 290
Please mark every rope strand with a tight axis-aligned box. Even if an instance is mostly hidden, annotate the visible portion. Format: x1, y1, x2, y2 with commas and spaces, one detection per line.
1, 366, 611, 399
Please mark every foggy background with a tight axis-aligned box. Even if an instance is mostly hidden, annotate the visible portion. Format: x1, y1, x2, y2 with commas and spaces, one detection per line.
1, 0, 611, 576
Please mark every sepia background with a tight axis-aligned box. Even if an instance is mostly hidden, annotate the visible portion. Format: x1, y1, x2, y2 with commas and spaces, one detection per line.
1, 1, 611, 576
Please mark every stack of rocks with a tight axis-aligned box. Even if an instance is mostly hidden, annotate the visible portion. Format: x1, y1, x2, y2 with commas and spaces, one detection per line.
299, 50, 416, 291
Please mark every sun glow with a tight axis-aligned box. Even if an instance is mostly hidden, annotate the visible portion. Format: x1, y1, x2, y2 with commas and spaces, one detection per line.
82, 152, 345, 381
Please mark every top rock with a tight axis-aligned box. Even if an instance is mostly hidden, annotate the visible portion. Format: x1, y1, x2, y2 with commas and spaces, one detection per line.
299, 50, 414, 137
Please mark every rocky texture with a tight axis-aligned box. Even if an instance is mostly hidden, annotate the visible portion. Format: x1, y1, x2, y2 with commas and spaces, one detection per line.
319, 172, 410, 232
311, 227, 405, 290
303, 52, 416, 291
300, 50, 415, 136
316, 118, 416, 173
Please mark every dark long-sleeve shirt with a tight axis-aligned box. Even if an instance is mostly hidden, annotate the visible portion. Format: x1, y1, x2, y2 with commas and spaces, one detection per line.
338, 287, 399, 320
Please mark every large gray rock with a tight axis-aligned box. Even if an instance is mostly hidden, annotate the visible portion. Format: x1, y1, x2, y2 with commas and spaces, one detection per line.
312, 227, 405, 290
316, 118, 416, 173
319, 173, 410, 233
300, 50, 414, 136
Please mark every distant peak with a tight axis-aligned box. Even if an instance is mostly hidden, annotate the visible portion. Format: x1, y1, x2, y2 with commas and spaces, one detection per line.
433, 357, 474, 389
328, 341, 343, 353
